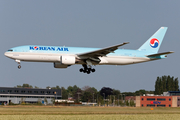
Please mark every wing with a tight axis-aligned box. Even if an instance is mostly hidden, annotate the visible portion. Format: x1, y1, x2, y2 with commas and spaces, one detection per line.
77, 42, 129, 58
146, 51, 174, 57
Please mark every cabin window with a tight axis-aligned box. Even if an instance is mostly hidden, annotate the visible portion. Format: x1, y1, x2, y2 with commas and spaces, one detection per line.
8, 49, 13, 51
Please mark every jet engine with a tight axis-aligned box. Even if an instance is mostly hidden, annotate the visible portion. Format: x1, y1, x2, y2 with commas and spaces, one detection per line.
54, 56, 76, 68
61, 56, 76, 65
54, 63, 69, 68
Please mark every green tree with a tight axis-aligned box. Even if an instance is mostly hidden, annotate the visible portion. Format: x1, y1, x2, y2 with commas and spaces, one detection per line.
162, 76, 167, 92
155, 77, 160, 95
166, 76, 171, 91
81, 86, 98, 102
155, 75, 179, 94
67, 86, 73, 94
135, 89, 146, 96
112, 89, 121, 99
61, 87, 68, 99
34, 86, 39, 89
73, 88, 82, 103
122, 92, 135, 96
46, 86, 51, 89
125, 100, 129, 106
50, 85, 61, 89
119, 100, 125, 106
130, 99, 135, 107
159, 77, 163, 94
81, 91, 92, 102
96, 92, 103, 105
170, 76, 174, 91
174, 78, 179, 91
15, 84, 33, 88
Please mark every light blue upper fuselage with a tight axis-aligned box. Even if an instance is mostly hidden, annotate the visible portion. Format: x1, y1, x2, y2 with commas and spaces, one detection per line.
4, 27, 171, 70
6, 45, 164, 59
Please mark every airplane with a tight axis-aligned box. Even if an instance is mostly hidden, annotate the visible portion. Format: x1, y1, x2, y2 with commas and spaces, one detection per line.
4, 27, 174, 74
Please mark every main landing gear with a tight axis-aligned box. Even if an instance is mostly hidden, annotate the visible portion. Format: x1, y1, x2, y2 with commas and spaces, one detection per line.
15, 60, 21, 69
79, 64, 95, 74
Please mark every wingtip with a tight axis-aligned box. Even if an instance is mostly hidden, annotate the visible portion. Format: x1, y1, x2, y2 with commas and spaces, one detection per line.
161, 27, 168, 30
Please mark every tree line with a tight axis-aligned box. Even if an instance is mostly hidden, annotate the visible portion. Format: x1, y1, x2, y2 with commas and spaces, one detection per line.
15, 75, 179, 104
154, 75, 179, 95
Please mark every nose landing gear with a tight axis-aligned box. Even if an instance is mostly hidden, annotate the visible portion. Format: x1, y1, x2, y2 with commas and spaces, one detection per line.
15, 60, 21, 69
79, 64, 96, 74
18, 65, 21, 69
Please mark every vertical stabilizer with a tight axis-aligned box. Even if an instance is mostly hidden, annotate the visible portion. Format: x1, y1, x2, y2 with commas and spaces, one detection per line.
138, 27, 168, 53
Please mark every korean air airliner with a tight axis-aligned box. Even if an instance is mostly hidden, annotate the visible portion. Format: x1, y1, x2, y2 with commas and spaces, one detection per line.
4, 27, 174, 74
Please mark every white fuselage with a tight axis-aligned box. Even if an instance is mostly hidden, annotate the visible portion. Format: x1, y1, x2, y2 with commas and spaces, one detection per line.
4, 27, 172, 74
4, 51, 152, 65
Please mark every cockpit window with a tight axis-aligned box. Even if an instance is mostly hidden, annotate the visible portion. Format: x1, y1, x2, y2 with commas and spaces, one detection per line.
8, 49, 13, 52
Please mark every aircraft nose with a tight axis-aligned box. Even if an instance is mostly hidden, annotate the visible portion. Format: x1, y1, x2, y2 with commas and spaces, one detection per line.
4, 52, 11, 58
4, 52, 8, 57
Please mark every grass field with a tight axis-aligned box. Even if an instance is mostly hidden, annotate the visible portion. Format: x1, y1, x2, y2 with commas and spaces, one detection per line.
0, 106, 180, 120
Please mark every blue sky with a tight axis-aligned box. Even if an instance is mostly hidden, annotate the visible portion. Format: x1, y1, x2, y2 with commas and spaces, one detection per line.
0, 1, 179, 92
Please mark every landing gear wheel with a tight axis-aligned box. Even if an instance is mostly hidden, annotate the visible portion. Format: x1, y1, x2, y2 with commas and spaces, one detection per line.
91, 68, 95, 72
18, 65, 21, 69
80, 64, 96, 74
87, 68, 91, 74
87, 71, 90, 74
79, 68, 83, 72
88, 68, 91, 71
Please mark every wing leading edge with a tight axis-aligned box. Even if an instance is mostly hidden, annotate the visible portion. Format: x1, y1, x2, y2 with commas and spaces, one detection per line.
77, 42, 129, 58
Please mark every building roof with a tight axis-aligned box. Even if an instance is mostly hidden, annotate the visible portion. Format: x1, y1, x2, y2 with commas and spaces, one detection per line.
168, 91, 180, 93
0, 87, 61, 96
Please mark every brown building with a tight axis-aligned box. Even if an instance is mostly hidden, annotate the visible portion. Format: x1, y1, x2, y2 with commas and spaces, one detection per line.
136, 96, 178, 107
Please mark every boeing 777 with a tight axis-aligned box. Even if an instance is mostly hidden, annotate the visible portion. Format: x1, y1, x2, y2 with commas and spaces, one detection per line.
4, 27, 174, 74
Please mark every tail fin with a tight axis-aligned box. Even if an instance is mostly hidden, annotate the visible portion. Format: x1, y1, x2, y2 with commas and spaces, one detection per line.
138, 27, 168, 53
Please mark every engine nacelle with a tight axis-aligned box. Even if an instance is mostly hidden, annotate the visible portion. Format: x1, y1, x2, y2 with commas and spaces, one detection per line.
54, 62, 69, 68
53, 56, 76, 68
61, 56, 76, 65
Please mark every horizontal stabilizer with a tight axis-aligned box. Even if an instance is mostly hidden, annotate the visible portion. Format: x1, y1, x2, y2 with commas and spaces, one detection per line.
146, 51, 174, 57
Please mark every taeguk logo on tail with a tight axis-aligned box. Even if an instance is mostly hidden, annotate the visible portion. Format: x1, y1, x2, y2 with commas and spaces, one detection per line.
150, 38, 159, 48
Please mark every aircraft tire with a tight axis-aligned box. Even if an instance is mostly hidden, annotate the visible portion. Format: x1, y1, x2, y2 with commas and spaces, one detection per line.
79, 68, 83, 72
18, 65, 21, 69
91, 68, 95, 72
87, 69, 91, 74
